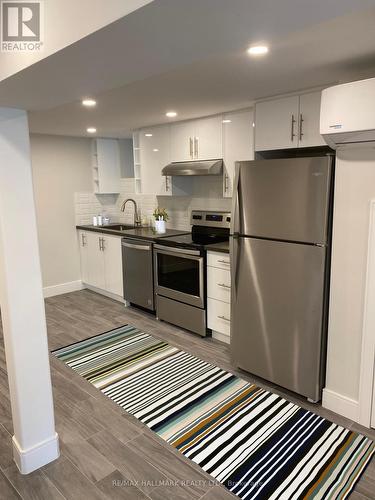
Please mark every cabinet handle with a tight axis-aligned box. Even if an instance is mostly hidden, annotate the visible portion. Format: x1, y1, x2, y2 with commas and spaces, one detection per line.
224, 173, 228, 193
101, 237, 105, 251
299, 114, 304, 141
218, 259, 230, 265
189, 137, 193, 159
218, 315, 230, 322
194, 137, 199, 158
217, 283, 231, 289
81, 233, 86, 246
98, 237, 102, 251
291, 114, 296, 142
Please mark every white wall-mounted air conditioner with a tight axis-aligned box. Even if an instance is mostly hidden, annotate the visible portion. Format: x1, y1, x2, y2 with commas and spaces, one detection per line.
320, 77, 375, 149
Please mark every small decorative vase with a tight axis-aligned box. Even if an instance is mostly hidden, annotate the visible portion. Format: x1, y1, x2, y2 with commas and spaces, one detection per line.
155, 220, 166, 233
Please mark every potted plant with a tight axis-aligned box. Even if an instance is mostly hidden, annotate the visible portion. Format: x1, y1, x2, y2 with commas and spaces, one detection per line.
153, 207, 169, 233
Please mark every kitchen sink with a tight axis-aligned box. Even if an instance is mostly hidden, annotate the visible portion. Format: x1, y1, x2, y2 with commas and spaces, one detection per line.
105, 224, 135, 231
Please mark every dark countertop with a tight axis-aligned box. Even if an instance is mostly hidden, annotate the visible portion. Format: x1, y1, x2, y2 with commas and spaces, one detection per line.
76, 224, 190, 241
205, 241, 230, 254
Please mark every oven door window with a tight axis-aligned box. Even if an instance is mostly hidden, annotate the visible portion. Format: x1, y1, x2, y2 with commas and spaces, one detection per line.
157, 253, 201, 297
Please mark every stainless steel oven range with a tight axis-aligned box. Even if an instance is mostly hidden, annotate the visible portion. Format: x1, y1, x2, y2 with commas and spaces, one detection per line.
154, 210, 230, 336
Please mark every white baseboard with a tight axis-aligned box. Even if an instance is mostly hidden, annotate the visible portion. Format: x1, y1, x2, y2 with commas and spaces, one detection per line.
12, 433, 59, 474
84, 283, 124, 303
212, 331, 230, 344
322, 388, 359, 422
43, 280, 83, 298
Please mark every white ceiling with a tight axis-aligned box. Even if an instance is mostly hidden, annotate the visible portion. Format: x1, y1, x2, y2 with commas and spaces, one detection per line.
1, 0, 375, 138
0, 0, 153, 82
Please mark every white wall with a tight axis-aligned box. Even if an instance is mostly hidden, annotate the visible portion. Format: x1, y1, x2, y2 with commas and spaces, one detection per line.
30, 134, 92, 291
324, 146, 375, 419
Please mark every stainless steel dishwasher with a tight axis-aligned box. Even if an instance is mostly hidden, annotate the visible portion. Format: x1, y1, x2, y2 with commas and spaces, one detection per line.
122, 238, 154, 311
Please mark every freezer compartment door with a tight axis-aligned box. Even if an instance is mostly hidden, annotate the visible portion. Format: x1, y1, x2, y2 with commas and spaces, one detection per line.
231, 237, 326, 401
233, 157, 332, 244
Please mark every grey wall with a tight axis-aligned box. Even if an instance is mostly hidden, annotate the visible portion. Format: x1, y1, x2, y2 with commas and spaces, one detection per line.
30, 134, 92, 289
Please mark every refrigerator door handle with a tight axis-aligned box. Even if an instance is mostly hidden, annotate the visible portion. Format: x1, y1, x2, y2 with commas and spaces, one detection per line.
230, 234, 239, 301
231, 162, 241, 236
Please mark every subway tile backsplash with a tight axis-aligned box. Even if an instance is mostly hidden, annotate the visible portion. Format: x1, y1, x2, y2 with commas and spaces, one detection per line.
74, 176, 231, 230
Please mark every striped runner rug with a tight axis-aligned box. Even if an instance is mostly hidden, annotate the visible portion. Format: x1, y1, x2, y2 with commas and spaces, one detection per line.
52, 325, 374, 499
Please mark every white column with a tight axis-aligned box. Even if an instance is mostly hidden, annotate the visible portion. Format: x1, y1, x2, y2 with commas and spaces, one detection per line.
0, 108, 59, 474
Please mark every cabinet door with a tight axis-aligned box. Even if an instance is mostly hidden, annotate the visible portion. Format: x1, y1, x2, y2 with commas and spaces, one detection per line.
140, 126, 171, 196
86, 232, 106, 289
223, 109, 254, 197
298, 91, 326, 147
78, 231, 90, 284
96, 139, 121, 193
255, 96, 299, 151
170, 121, 195, 162
102, 235, 123, 296
194, 115, 222, 160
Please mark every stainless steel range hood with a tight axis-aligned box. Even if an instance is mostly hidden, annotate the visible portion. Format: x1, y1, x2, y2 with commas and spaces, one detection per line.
162, 159, 223, 176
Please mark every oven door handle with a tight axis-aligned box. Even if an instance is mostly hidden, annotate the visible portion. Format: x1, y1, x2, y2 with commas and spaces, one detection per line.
154, 244, 201, 257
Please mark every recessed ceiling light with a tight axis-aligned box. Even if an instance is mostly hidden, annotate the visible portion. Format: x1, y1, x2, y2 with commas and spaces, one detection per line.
166, 111, 177, 118
247, 45, 269, 56
222, 119, 232, 124
86, 127, 97, 134
153, 148, 159, 152
82, 99, 97, 107
145, 133, 153, 137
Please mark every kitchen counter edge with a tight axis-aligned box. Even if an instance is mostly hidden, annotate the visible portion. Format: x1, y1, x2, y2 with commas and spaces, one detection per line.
205, 242, 230, 254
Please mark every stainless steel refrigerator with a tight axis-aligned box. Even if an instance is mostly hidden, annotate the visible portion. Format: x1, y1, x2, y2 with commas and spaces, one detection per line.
230, 156, 334, 402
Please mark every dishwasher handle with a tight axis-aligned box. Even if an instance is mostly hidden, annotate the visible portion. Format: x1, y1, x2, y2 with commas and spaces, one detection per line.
122, 241, 151, 251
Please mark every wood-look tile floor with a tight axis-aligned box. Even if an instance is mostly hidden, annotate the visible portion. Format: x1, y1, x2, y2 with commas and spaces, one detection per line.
0, 289, 374, 499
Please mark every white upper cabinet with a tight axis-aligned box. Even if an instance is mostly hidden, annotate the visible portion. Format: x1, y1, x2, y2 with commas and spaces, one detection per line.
298, 91, 326, 147
255, 96, 299, 151
171, 121, 195, 162
170, 115, 222, 162
194, 115, 223, 160
255, 91, 325, 151
140, 125, 171, 196
92, 138, 121, 193
222, 109, 254, 197
140, 125, 192, 196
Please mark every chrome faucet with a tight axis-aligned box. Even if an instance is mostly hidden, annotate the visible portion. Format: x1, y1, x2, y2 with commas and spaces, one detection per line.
120, 198, 142, 227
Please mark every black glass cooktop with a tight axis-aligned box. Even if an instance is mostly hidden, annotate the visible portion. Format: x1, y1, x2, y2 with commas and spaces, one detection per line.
155, 226, 229, 249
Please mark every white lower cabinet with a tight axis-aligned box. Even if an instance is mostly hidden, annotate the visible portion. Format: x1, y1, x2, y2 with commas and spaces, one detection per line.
78, 231, 123, 299
207, 251, 231, 343
207, 299, 231, 338
86, 231, 106, 289
78, 231, 90, 284
101, 234, 123, 296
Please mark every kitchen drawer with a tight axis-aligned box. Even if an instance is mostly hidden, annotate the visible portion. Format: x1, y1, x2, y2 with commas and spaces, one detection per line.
207, 267, 231, 303
207, 298, 231, 337
207, 251, 231, 270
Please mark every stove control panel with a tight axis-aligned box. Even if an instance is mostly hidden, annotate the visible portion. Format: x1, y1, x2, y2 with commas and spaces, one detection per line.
190, 210, 231, 229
